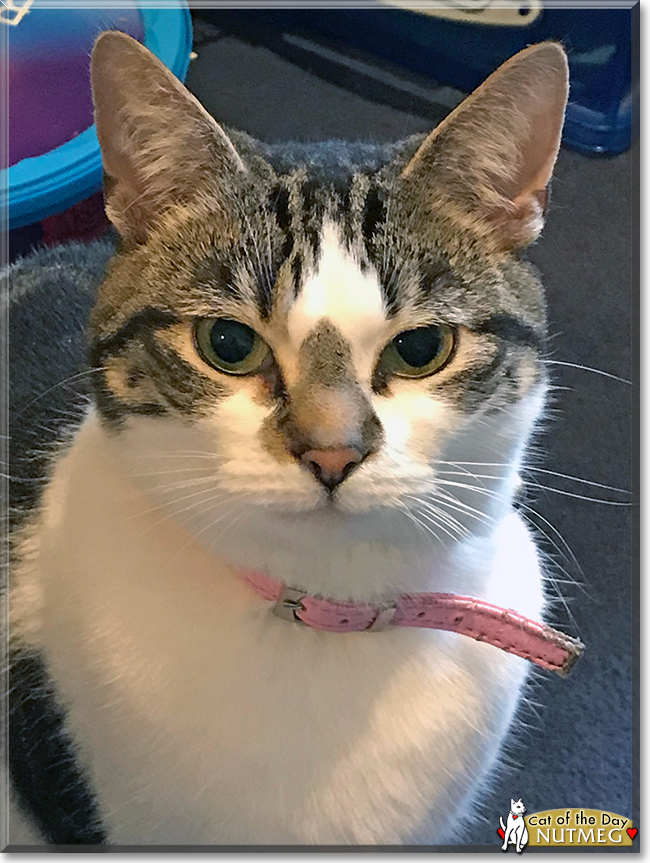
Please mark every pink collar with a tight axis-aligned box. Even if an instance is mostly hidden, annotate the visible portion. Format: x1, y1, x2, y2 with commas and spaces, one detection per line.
240, 569, 583, 677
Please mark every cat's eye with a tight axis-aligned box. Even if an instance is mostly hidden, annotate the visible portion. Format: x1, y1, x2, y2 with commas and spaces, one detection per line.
194, 318, 271, 375
381, 324, 455, 378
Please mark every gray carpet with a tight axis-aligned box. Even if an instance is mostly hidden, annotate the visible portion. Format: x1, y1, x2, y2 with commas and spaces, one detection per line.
184, 11, 635, 846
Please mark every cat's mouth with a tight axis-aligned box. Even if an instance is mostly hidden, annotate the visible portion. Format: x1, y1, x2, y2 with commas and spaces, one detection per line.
264, 489, 416, 526
270, 493, 366, 520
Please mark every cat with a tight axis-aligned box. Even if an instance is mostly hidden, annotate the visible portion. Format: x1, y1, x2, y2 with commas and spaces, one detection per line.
7, 31, 569, 845
500, 798, 529, 853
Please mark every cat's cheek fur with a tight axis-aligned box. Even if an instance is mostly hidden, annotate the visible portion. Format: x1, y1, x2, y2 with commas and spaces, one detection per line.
373, 385, 452, 463
207, 391, 314, 499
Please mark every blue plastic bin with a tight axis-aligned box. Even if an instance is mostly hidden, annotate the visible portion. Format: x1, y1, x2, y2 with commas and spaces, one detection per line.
4, 2, 193, 256
202, 3, 636, 157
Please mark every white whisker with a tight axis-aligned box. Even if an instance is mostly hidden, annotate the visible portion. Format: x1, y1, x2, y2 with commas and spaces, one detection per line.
544, 360, 632, 385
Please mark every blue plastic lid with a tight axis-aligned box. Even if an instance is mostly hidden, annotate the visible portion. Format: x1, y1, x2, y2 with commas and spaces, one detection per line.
4, 4, 193, 229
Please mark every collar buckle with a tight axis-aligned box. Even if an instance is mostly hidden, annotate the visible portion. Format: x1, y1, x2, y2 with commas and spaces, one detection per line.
366, 605, 397, 631
273, 586, 307, 624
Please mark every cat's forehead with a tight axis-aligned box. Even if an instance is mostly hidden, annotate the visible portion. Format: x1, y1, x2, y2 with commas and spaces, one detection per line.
287, 221, 385, 353
92, 165, 546, 369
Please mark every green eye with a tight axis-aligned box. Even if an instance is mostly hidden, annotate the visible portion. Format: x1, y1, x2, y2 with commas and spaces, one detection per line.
195, 318, 270, 375
382, 324, 455, 378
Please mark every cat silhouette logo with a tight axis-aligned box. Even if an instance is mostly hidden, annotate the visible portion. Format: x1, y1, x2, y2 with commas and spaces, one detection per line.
498, 798, 529, 852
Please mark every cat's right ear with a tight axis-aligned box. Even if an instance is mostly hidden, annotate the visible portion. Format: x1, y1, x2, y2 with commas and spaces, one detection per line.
91, 31, 247, 244
401, 42, 569, 253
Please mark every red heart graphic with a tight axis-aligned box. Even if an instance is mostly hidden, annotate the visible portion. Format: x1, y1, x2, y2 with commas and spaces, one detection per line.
627, 828, 637, 840
497, 827, 505, 840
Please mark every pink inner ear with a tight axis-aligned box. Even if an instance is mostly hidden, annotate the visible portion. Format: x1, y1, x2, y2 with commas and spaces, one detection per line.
510, 113, 564, 207
400, 43, 568, 251
488, 70, 567, 246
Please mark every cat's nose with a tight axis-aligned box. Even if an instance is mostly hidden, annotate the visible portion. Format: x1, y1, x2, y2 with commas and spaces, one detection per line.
300, 448, 364, 491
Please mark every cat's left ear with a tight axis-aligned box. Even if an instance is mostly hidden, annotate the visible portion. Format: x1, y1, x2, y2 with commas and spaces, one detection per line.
401, 42, 569, 252
91, 31, 247, 244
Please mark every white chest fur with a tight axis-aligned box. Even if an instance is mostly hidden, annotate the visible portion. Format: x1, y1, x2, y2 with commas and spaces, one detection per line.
12, 414, 544, 845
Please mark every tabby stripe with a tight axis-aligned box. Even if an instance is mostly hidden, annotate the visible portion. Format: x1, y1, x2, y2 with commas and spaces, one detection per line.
256, 269, 274, 321
280, 231, 295, 260
90, 308, 180, 364
362, 185, 385, 246
143, 337, 213, 412
474, 315, 543, 351
92, 369, 168, 427
192, 254, 241, 300
379, 260, 401, 319
268, 184, 291, 231
144, 332, 198, 387
438, 347, 506, 408
291, 254, 303, 298
301, 178, 318, 216
419, 262, 452, 297
338, 182, 355, 250
121, 402, 168, 417
216, 261, 238, 297
301, 179, 321, 259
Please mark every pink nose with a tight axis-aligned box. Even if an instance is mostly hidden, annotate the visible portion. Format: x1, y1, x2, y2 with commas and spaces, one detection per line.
301, 448, 363, 491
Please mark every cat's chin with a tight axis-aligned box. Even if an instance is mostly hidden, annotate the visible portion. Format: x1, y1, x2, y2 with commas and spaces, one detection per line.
190, 489, 506, 603
245, 489, 439, 524
268, 496, 397, 523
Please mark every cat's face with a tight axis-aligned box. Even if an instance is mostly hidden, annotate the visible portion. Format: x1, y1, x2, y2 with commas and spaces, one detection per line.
90, 177, 545, 519
88, 34, 567, 574
511, 798, 527, 816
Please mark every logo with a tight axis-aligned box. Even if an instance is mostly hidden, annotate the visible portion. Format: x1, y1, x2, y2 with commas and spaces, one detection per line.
497, 805, 637, 849
498, 797, 529, 853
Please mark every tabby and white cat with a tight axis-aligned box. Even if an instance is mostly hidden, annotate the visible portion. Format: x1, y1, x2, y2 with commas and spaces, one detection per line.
8, 33, 569, 845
